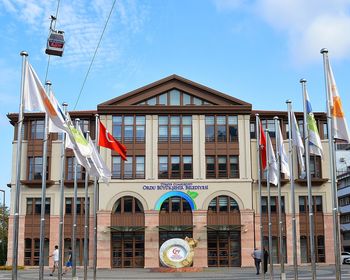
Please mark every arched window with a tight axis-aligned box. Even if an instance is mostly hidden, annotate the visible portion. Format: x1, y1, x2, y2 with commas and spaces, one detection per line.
208, 196, 239, 213
113, 196, 144, 214
160, 196, 192, 213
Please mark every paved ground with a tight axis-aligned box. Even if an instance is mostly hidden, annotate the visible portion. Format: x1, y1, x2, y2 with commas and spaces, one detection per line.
1, 265, 350, 279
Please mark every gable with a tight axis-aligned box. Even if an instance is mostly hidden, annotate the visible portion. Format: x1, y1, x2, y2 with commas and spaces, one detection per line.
98, 75, 252, 114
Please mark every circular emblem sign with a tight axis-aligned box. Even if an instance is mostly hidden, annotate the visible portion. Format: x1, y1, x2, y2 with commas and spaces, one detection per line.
159, 238, 190, 268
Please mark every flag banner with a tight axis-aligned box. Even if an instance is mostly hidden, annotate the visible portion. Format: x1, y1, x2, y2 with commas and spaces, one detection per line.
292, 112, 306, 178
98, 120, 127, 161
23, 63, 45, 112
305, 91, 323, 157
327, 60, 350, 143
69, 125, 92, 157
259, 120, 267, 170
88, 136, 111, 183
48, 90, 68, 133
277, 123, 290, 177
267, 132, 278, 185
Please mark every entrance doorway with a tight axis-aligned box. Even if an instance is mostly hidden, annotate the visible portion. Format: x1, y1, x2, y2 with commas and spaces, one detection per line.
111, 196, 145, 268
207, 195, 241, 267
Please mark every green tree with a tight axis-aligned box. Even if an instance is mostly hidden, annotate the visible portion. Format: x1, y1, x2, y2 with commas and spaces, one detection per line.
0, 206, 9, 266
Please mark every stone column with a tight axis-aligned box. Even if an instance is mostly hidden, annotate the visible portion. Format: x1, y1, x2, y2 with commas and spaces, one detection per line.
144, 210, 159, 268
324, 213, 336, 264
49, 215, 60, 267
286, 213, 301, 264
97, 210, 111, 268
254, 213, 262, 249
241, 209, 255, 267
192, 210, 207, 268
7, 215, 14, 266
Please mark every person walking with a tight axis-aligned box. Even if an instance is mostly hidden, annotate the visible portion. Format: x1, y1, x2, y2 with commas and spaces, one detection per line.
49, 245, 59, 276
263, 247, 269, 274
251, 248, 262, 275
63, 247, 72, 275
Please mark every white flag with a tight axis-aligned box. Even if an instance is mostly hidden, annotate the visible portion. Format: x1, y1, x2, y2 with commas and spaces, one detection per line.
292, 112, 305, 178
327, 59, 350, 143
88, 136, 111, 183
267, 132, 278, 185
23, 63, 45, 112
277, 124, 290, 177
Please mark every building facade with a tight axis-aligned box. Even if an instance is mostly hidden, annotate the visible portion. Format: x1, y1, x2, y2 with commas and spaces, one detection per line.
7, 75, 336, 268
337, 143, 350, 251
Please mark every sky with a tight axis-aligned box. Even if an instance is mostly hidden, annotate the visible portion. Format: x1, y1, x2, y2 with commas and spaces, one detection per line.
0, 0, 350, 205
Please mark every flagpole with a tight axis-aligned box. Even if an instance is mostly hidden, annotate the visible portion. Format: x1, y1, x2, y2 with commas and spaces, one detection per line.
301, 79, 317, 279
72, 119, 80, 280
12, 51, 28, 280
38, 80, 51, 280
93, 115, 99, 280
321, 48, 342, 280
256, 114, 265, 280
58, 102, 67, 280
83, 131, 90, 280
274, 117, 285, 280
286, 100, 298, 280
266, 130, 274, 280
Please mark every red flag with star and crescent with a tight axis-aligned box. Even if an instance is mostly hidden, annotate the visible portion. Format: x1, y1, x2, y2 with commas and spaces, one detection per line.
98, 120, 127, 161
259, 121, 267, 170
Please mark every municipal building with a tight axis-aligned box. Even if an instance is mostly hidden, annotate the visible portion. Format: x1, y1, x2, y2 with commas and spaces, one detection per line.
7, 75, 336, 268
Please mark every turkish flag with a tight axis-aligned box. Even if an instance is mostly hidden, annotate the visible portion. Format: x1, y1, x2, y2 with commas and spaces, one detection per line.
99, 120, 127, 161
259, 121, 267, 170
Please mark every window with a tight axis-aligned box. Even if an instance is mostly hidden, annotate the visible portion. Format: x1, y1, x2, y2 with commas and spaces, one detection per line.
66, 157, 85, 180
160, 196, 191, 213
261, 119, 276, 138
113, 196, 144, 214
298, 119, 304, 138
65, 197, 89, 215
323, 122, 328, 139
30, 120, 45, 139
218, 156, 227, 177
139, 91, 212, 106
309, 155, 322, 178
339, 195, 350, 207
26, 198, 50, 215
171, 156, 180, 178
112, 116, 145, 143
169, 89, 180, 105
77, 119, 89, 137
158, 116, 192, 143
111, 156, 145, 179
183, 156, 192, 179
261, 196, 285, 213
158, 156, 193, 179
299, 196, 323, 213
159, 156, 168, 179
205, 116, 238, 142
250, 123, 256, 139
28, 157, 48, 180
206, 156, 215, 178
208, 196, 239, 213
206, 155, 239, 179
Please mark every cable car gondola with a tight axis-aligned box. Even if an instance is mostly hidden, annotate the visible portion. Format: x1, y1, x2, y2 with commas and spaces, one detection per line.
45, 15, 65, 57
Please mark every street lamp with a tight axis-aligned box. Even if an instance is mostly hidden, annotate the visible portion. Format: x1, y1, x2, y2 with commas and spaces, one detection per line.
0, 190, 5, 265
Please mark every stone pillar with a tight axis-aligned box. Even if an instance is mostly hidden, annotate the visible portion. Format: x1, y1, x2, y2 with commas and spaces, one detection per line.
7, 215, 14, 266
324, 213, 336, 264
49, 215, 60, 267
286, 213, 301, 264
254, 213, 262, 249
144, 210, 159, 268
192, 210, 207, 268
241, 210, 255, 267
7, 215, 25, 266
88, 216, 94, 266
97, 210, 111, 268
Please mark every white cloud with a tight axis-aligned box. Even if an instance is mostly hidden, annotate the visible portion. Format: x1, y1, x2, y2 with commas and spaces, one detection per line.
0, 0, 148, 68
213, 0, 350, 63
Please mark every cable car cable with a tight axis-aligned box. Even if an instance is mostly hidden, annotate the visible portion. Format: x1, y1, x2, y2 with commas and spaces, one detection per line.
44, 0, 62, 82
73, 0, 117, 110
